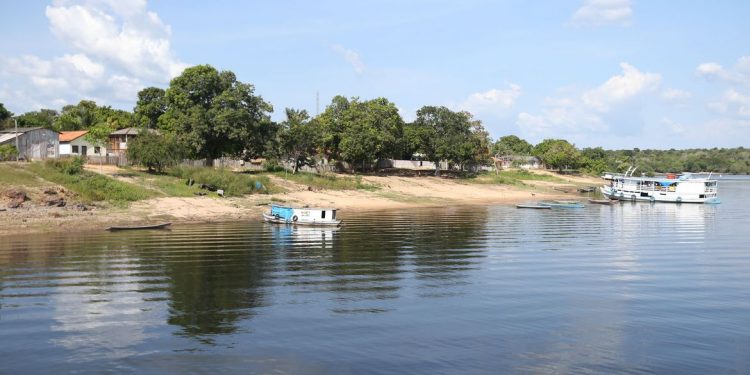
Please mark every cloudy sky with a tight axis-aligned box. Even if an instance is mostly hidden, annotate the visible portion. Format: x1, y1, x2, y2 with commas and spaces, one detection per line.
1, 0, 749, 149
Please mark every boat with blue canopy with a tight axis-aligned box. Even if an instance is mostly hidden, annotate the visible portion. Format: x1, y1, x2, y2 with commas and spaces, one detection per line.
263, 204, 342, 226
600, 168, 720, 204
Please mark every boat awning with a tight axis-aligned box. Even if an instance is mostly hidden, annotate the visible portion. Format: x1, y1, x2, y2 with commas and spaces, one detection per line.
271, 205, 294, 220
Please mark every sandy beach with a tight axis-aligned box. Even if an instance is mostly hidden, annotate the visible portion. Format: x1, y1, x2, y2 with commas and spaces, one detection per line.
0, 166, 601, 237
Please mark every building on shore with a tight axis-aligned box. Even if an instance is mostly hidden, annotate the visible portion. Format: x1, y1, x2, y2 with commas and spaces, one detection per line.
59, 130, 106, 157
108, 127, 157, 155
0, 127, 59, 160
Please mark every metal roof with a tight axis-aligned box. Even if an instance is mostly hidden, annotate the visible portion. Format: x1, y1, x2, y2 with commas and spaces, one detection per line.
0, 133, 18, 144
0, 127, 42, 133
59, 130, 88, 142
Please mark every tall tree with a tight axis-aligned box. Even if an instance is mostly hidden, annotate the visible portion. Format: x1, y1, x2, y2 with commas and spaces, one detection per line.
492, 135, 533, 156
316, 96, 404, 170
412, 106, 476, 175
534, 139, 582, 171
0, 103, 13, 129
134, 87, 166, 128
338, 97, 404, 170
16, 109, 58, 129
55, 100, 99, 130
159, 65, 274, 164
315, 95, 351, 161
279, 108, 319, 173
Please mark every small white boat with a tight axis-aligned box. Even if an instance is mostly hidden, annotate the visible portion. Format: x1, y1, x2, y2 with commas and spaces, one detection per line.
263, 204, 342, 226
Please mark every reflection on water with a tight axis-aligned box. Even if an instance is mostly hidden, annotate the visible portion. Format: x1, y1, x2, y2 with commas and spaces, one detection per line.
1, 182, 749, 373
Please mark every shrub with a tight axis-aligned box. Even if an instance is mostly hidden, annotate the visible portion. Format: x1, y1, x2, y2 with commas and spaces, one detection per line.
169, 166, 275, 196
0, 144, 17, 161
45, 156, 85, 175
127, 131, 182, 173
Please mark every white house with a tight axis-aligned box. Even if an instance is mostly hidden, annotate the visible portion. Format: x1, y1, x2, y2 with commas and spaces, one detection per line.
59, 130, 106, 157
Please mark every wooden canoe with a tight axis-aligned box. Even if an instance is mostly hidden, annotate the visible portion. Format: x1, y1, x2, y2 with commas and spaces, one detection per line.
107, 222, 171, 231
516, 204, 552, 209
588, 199, 616, 205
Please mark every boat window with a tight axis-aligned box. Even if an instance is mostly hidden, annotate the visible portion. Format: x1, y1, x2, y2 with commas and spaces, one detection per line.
332, 210, 336, 220
321, 210, 326, 219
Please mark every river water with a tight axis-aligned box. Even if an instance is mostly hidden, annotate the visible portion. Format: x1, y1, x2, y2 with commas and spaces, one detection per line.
1, 181, 749, 374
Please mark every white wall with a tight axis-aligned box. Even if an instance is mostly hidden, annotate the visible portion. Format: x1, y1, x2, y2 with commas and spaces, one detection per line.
64, 138, 106, 156
59, 143, 72, 155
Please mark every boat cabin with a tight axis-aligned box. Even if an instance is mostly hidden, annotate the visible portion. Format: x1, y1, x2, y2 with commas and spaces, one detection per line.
268, 205, 339, 225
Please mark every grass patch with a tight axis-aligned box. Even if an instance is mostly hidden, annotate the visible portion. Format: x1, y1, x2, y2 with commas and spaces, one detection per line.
496, 169, 565, 182
115, 167, 196, 197
169, 166, 279, 196
272, 171, 379, 191
29, 161, 157, 205
463, 170, 565, 186
0, 163, 51, 188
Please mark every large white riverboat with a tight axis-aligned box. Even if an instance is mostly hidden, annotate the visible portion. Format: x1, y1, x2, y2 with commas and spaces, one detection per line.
600, 168, 720, 204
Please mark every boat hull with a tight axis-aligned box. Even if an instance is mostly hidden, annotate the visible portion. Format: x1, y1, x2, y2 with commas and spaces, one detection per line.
263, 213, 341, 226
600, 186, 716, 204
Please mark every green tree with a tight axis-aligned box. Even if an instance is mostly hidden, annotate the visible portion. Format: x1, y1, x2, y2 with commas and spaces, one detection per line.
55, 100, 99, 130
534, 139, 582, 171
338, 97, 404, 170
0, 103, 12, 129
134, 87, 166, 128
16, 109, 58, 129
279, 108, 319, 173
315, 95, 351, 161
84, 121, 114, 171
159, 65, 274, 164
127, 131, 182, 173
412, 106, 477, 175
492, 135, 533, 156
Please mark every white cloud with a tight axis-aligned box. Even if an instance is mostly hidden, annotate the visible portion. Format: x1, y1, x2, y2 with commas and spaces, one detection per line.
582, 63, 661, 111
660, 117, 686, 135
458, 84, 521, 116
46, 1, 186, 81
708, 89, 750, 118
518, 63, 660, 139
332, 44, 365, 74
696, 56, 750, 87
660, 88, 692, 102
0, 0, 186, 113
569, 0, 632, 27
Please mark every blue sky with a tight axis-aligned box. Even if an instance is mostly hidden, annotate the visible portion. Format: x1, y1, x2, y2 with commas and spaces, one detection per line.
1, 0, 749, 149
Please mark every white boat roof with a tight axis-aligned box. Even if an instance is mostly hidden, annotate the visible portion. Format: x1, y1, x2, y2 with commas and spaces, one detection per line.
272, 205, 338, 210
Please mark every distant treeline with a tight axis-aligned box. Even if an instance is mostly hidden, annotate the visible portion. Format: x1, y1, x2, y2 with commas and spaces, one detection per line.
1, 64, 747, 175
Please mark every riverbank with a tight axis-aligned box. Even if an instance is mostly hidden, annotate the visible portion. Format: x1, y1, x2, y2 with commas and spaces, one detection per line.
0, 163, 601, 237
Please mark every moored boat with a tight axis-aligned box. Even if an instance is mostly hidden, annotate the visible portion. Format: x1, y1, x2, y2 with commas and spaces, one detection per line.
107, 222, 171, 231
600, 168, 719, 204
588, 199, 616, 205
516, 204, 552, 209
263, 204, 342, 226
540, 200, 585, 208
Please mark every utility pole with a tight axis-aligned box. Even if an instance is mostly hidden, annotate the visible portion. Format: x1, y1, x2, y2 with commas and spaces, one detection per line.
14, 118, 18, 162
316, 91, 320, 116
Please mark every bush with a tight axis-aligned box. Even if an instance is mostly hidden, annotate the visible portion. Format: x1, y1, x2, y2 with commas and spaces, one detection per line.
45, 156, 85, 175
262, 159, 285, 172
0, 144, 17, 161
169, 166, 275, 196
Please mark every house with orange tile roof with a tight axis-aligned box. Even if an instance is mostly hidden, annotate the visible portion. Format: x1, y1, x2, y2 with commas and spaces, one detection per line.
59, 130, 106, 157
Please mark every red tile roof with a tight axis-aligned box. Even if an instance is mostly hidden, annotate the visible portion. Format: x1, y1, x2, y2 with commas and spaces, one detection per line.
59, 130, 88, 142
